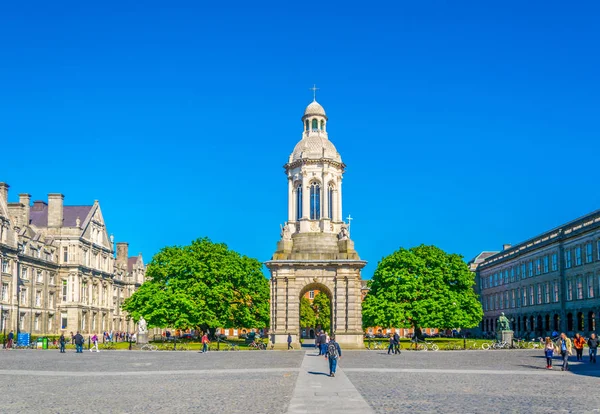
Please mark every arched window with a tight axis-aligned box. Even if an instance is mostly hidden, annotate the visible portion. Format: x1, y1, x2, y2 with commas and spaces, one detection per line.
311, 119, 318, 130
310, 182, 320, 220
296, 184, 302, 220
305, 120, 309, 131
327, 184, 334, 219
320, 120, 324, 130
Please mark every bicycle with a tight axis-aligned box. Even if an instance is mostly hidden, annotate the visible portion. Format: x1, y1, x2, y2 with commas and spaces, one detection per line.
411, 338, 439, 351
365, 341, 384, 350
482, 340, 509, 350
249, 341, 266, 350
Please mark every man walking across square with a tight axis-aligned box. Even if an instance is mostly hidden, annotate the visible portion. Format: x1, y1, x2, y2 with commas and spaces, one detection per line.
393, 332, 401, 354
325, 335, 342, 377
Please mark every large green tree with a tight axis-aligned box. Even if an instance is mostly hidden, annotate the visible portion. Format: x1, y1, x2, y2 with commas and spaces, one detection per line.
122, 237, 270, 333
312, 292, 331, 332
300, 297, 316, 329
362, 245, 482, 333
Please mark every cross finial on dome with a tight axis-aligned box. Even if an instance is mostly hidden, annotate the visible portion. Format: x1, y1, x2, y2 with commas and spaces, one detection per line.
309, 84, 319, 101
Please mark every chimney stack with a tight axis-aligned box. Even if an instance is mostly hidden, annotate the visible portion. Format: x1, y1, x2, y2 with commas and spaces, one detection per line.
116, 242, 129, 267
19, 194, 31, 226
503, 244, 512, 251
48, 193, 64, 227
0, 182, 8, 205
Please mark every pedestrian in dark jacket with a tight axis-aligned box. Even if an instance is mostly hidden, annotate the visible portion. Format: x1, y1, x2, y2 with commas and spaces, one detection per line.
387, 335, 395, 355
59, 333, 66, 353
325, 335, 342, 377
287, 333, 293, 350
319, 331, 327, 356
73, 332, 84, 353
588, 333, 598, 363
393, 332, 401, 354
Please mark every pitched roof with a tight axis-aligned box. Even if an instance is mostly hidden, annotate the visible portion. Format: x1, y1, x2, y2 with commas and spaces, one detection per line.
128, 257, 138, 272
29, 204, 92, 228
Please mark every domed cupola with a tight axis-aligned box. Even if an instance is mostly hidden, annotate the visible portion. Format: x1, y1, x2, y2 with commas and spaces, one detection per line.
302, 99, 328, 133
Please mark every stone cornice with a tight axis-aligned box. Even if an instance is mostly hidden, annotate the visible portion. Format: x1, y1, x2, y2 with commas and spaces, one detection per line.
265, 259, 367, 269
284, 158, 345, 172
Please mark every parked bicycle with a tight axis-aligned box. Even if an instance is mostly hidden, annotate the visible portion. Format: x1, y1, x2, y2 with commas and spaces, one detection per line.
248, 341, 266, 350
140, 344, 157, 351
411, 338, 439, 351
482, 340, 510, 350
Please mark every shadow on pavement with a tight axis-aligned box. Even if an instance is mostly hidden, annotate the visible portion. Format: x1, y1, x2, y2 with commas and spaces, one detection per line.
308, 371, 330, 376
528, 355, 600, 377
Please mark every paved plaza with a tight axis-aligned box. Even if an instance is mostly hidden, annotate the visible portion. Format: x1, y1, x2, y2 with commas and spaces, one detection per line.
1, 348, 599, 413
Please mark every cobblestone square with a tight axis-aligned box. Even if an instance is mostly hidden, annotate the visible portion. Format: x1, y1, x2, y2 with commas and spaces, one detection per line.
1, 349, 599, 413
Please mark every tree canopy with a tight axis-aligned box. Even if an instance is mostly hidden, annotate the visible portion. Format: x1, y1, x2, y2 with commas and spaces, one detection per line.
122, 237, 270, 331
312, 292, 331, 332
362, 245, 482, 332
299, 297, 316, 329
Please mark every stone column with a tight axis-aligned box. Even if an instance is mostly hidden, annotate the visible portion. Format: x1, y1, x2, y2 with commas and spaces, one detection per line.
287, 177, 293, 222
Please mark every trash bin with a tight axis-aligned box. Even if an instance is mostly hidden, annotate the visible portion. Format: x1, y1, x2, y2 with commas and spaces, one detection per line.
42, 337, 48, 350
36, 338, 43, 349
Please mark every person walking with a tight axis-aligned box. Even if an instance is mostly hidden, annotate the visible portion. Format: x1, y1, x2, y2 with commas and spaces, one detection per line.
315, 332, 321, 355
387, 335, 395, 355
201, 332, 210, 353
393, 332, 401, 355
325, 335, 342, 377
319, 331, 327, 356
555, 333, 572, 371
73, 331, 84, 353
587, 333, 598, 363
287, 333, 293, 350
7, 330, 14, 349
543, 337, 554, 369
59, 333, 66, 353
573, 333, 585, 362
90, 334, 99, 352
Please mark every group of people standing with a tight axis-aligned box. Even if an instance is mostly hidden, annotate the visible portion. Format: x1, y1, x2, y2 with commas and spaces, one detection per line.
543, 332, 598, 371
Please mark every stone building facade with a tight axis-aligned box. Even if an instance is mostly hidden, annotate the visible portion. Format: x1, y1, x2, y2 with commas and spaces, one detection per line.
266, 98, 366, 349
473, 210, 600, 337
0, 182, 145, 337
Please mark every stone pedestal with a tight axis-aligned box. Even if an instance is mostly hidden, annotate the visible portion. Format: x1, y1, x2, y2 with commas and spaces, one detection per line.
136, 333, 148, 345
497, 330, 513, 345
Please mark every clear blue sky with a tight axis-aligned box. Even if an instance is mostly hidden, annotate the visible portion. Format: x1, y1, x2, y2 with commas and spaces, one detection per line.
1, 1, 599, 278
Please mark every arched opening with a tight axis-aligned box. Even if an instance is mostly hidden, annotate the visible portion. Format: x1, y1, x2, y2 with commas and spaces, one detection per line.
312, 119, 318, 130
310, 182, 321, 220
296, 184, 302, 220
567, 313, 573, 332
305, 120, 309, 131
553, 314, 560, 332
517, 317, 521, 332
320, 119, 324, 130
529, 316, 535, 333
298, 283, 333, 344
536, 315, 543, 334
545, 314, 550, 332
577, 312, 584, 331
589, 311, 595, 332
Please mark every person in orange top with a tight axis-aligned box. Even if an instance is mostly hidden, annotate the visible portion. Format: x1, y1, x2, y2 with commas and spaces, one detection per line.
573, 333, 586, 361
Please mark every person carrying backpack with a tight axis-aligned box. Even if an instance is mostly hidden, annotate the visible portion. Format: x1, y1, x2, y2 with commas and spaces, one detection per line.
325, 335, 342, 377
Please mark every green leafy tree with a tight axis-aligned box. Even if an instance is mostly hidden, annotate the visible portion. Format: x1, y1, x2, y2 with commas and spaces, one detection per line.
300, 297, 316, 329
312, 292, 331, 332
362, 245, 483, 334
122, 238, 270, 333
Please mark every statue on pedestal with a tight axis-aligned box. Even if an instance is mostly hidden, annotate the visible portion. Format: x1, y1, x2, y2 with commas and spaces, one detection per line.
497, 312, 511, 332
280, 223, 292, 241
137, 316, 149, 344
338, 223, 350, 240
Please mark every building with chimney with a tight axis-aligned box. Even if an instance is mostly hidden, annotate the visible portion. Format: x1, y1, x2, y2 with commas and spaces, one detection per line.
0, 182, 144, 337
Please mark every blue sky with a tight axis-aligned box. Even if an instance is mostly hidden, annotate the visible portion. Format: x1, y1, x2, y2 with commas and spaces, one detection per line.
1, 1, 599, 278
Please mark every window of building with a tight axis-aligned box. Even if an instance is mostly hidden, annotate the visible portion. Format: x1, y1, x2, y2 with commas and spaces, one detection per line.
510, 267, 515, 283
567, 280, 573, 301
522, 288, 527, 306
587, 276, 594, 299
535, 259, 541, 275
21, 267, 28, 280
494, 273, 498, 286
296, 184, 302, 220
35, 291, 41, 307
81, 283, 88, 303
528, 261, 533, 277
19, 313, 25, 330
309, 182, 321, 220
575, 247, 582, 266
36, 271, 43, 283
552, 253, 558, 271
34, 314, 39, 331
517, 264, 522, 279
576, 277, 583, 300
536, 284, 542, 304
586, 243, 593, 263
61, 312, 68, 329
63, 247, 68, 263
543, 256, 549, 273
565, 250, 572, 268
553, 282, 559, 302
62, 280, 67, 302
49, 293, 54, 308
49, 273, 55, 285
327, 185, 334, 219
48, 315, 53, 331
309, 290, 314, 299
511, 290, 516, 308
83, 249, 89, 266
20, 288, 27, 304
311, 119, 318, 130
504, 270, 509, 284
499, 293, 504, 309
1, 283, 8, 301
1, 260, 8, 273
544, 282, 550, 303
529, 286, 534, 305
